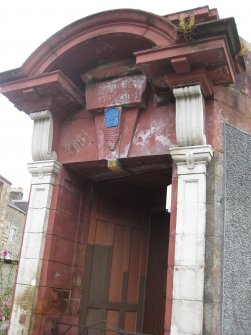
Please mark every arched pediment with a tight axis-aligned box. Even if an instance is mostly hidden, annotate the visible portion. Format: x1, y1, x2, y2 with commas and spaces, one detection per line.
19, 9, 177, 79
0, 6, 244, 114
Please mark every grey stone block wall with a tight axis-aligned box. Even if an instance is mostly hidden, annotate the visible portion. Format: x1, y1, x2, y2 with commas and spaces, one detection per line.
4, 205, 25, 258
223, 124, 251, 335
0, 262, 17, 290
204, 152, 224, 335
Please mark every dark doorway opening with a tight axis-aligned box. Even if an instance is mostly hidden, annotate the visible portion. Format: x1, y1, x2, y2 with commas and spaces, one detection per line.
143, 211, 169, 335
77, 160, 171, 335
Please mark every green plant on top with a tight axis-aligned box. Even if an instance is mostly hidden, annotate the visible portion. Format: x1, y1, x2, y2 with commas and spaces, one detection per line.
239, 44, 249, 57
178, 14, 195, 41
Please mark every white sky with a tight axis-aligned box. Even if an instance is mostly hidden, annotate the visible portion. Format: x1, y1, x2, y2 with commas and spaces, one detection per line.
0, 0, 250, 199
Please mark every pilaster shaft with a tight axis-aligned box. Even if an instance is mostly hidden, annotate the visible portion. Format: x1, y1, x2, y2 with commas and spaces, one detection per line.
8, 160, 61, 335
170, 145, 213, 335
170, 83, 213, 335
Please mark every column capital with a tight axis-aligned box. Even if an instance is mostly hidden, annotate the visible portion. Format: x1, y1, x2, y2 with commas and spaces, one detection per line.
170, 145, 213, 174
28, 160, 61, 184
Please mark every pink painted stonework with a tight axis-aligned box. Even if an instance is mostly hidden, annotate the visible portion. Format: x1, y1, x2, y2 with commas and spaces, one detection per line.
0, 6, 250, 335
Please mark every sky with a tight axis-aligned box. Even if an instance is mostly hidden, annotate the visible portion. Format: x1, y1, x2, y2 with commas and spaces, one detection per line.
0, 0, 250, 199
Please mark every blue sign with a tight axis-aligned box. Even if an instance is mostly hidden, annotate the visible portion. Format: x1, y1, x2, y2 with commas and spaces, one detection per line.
105, 107, 120, 128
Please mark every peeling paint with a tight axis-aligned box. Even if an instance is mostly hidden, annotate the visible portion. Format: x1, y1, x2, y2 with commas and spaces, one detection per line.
132, 118, 172, 153
86, 75, 147, 110
156, 134, 172, 146
134, 121, 161, 144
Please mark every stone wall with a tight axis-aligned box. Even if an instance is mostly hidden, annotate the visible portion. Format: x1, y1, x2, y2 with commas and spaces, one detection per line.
0, 177, 11, 246
222, 124, 251, 335
203, 45, 251, 335
3, 204, 25, 259
204, 126, 251, 335
0, 261, 17, 291
0, 177, 26, 320
0, 177, 26, 260
204, 152, 224, 335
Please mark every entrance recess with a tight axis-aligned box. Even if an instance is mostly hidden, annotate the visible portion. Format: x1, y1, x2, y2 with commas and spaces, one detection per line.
79, 161, 171, 335
143, 211, 169, 335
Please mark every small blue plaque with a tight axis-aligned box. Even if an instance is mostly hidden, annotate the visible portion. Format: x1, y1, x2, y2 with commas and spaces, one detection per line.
105, 107, 120, 128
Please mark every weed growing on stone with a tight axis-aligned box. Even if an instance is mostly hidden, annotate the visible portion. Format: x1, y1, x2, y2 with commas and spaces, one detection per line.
178, 14, 196, 41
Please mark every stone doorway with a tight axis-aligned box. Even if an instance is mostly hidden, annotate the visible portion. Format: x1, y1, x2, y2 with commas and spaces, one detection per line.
77, 158, 172, 335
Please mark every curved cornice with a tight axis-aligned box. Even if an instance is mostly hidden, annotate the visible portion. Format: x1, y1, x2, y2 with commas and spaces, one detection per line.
0, 9, 177, 82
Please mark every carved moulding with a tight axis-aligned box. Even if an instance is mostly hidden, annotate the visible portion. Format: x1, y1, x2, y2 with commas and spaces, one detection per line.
30, 110, 57, 161
173, 85, 206, 147
28, 160, 61, 183
170, 144, 213, 173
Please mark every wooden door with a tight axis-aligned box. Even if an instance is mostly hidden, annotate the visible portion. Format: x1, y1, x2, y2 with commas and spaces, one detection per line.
81, 184, 149, 333
143, 212, 169, 335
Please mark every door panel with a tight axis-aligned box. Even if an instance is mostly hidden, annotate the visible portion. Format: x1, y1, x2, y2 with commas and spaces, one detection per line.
88, 244, 113, 302
127, 228, 143, 304
108, 225, 131, 302
82, 184, 149, 333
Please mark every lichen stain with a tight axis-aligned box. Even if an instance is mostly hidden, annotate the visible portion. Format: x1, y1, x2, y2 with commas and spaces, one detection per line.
10, 285, 35, 334
15, 285, 35, 312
